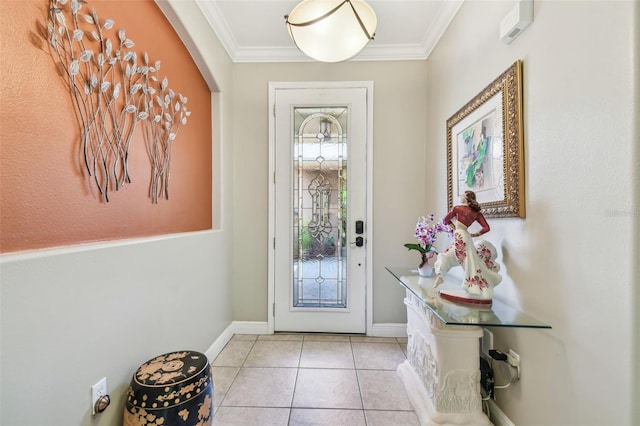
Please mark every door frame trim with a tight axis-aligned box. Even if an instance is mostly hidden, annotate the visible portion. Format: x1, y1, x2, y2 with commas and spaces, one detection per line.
267, 81, 374, 334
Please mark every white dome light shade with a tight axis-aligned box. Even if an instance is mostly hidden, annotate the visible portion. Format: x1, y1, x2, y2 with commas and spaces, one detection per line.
286, 0, 377, 63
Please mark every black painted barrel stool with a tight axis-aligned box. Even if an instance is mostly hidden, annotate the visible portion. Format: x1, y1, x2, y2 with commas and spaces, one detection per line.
123, 351, 213, 426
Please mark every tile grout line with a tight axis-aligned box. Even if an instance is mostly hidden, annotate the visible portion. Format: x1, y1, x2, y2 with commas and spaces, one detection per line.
349, 335, 368, 423
286, 337, 305, 423
216, 336, 259, 409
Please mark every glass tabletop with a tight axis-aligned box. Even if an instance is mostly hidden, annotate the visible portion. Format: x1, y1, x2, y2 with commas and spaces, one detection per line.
386, 267, 551, 329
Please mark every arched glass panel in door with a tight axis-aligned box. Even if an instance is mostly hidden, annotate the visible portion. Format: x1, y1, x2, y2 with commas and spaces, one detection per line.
292, 107, 348, 308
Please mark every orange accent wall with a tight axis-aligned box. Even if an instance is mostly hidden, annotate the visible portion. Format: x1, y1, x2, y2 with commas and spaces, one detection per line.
0, 0, 212, 253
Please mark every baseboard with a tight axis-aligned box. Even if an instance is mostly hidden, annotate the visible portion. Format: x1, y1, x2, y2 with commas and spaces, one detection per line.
231, 321, 270, 335
204, 323, 235, 361
204, 321, 270, 361
487, 400, 515, 426
369, 322, 407, 338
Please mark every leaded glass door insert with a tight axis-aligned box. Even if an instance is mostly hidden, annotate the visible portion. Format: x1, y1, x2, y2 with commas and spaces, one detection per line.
293, 108, 347, 308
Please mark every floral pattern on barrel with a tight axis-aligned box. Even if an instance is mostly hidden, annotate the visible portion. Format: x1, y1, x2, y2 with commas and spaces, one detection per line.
124, 351, 212, 426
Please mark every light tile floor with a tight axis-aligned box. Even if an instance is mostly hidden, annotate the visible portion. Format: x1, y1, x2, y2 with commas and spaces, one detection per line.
211, 334, 420, 426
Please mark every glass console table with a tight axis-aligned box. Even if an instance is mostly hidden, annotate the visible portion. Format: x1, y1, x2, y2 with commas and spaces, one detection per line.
386, 267, 551, 329
386, 267, 550, 425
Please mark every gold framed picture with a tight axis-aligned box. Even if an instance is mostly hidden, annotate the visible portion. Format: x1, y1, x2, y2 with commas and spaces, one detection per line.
446, 60, 525, 218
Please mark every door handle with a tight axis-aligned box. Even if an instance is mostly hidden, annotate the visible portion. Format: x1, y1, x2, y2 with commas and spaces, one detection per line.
349, 236, 364, 247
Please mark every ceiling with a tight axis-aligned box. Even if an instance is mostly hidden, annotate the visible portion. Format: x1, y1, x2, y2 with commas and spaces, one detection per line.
196, 0, 464, 63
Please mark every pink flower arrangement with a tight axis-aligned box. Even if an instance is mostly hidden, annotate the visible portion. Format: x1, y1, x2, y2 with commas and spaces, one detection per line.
404, 214, 453, 266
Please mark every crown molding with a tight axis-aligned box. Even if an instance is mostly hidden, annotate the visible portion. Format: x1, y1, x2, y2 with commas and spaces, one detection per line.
196, 0, 240, 60
196, 0, 464, 63
420, 0, 464, 59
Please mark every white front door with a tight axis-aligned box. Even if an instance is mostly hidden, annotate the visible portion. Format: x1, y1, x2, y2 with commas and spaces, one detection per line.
269, 82, 372, 333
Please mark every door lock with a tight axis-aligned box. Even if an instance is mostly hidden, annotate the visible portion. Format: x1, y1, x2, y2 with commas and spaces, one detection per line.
350, 236, 364, 247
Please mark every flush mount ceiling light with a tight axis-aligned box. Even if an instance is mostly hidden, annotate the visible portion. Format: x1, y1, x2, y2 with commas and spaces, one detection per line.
285, 0, 377, 63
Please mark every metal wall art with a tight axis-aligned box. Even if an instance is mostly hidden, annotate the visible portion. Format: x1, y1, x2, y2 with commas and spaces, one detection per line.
46, 0, 191, 203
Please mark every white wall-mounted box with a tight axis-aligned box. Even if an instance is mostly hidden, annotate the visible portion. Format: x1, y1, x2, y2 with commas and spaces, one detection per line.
500, 0, 533, 44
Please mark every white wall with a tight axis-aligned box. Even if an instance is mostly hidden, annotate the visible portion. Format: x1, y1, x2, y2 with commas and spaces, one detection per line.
426, 1, 638, 424
0, 1, 235, 425
230, 61, 432, 324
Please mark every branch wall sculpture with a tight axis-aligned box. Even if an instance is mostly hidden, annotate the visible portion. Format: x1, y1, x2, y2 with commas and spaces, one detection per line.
46, 0, 191, 203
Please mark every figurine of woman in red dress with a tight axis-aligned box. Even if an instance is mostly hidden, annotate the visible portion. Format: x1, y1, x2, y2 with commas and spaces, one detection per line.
433, 191, 501, 300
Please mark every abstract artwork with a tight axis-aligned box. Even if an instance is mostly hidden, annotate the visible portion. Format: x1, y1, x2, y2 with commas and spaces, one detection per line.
446, 60, 525, 218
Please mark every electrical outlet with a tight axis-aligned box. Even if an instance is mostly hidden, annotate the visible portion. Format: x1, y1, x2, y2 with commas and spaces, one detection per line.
91, 377, 108, 415
507, 349, 520, 366
507, 349, 520, 378
481, 328, 494, 358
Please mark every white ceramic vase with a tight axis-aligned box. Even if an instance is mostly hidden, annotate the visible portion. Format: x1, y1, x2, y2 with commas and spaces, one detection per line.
418, 251, 437, 277
418, 263, 433, 277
